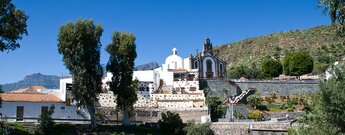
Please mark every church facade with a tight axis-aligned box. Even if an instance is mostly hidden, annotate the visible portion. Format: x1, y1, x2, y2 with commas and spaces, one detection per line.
191, 38, 227, 79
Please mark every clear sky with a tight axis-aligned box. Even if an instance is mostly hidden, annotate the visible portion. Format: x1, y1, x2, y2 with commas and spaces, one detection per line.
0, 0, 330, 84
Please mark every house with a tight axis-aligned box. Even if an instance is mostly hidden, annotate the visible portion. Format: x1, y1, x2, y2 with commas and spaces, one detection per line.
0, 81, 90, 122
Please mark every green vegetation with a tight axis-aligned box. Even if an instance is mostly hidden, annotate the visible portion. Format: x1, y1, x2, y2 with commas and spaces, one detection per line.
247, 94, 263, 109
57, 19, 104, 129
206, 96, 226, 122
158, 111, 185, 135
228, 62, 263, 79
289, 64, 345, 134
183, 121, 213, 135
0, 122, 29, 135
284, 52, 314, 78
36, 105, 55, 135
318, 0, 345, 34
248, 110, 261, 121
106, 31, 138, 126
214, 25, 344, 78
0, 0, 28, 52
261, 59, 283, 78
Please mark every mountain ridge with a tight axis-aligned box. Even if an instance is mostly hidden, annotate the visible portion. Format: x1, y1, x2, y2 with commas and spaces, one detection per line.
2, 62, 160, 91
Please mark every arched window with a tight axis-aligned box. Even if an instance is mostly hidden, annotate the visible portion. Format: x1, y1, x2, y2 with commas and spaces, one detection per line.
219, 63, 223, 73
206, 59, 212, 72
194, 61, 198, 69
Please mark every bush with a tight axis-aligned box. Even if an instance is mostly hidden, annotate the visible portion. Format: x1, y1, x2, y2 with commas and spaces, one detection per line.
288, 98, 298, 106
247, 95, 263, 109
286, 107, 295, 112
36, 105, 55, 135
284, 52, 314, 77
158, 111, 185, 135
228, 63, 263, 80
0, 122, 29, 135
248, 110, 261, 121
206, 96, 226, 122
183, 121, 213, 135
262, 59, 283, 78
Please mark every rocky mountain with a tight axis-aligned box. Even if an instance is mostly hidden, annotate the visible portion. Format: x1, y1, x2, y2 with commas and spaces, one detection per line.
2, 73, 60, 92
134, 62, 159, 71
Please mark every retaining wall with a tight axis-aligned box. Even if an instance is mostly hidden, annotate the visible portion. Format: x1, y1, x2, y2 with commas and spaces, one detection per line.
211, 122, 298, 135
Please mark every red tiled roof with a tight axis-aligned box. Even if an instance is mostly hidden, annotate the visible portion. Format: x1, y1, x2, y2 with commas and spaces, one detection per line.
0, 93, 63, 103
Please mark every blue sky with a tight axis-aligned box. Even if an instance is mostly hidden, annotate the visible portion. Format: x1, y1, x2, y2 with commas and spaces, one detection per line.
0, 0, 329, 84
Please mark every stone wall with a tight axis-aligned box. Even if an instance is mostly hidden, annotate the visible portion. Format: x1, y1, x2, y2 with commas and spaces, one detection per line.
234, 80, 318, 96
97, 107, 208, 123
211, 122, 298, 135
134, 108, 208, 123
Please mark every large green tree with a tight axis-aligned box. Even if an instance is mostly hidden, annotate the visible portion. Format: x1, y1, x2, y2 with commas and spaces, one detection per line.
261, 59, 283, 79
284, 52, 314, 78
0, 0, 28, 52
310, 64, 345, 134
290, 64, 345, 134
318, 0, 345, 34
106, 31, 137, 126
57, 19, 103, 130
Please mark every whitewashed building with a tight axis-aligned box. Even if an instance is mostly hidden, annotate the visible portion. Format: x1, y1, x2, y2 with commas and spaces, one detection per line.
98, 39, 224, 109
0, 81, 90, 122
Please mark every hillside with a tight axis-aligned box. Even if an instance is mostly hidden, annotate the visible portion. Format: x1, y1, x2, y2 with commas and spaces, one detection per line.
2, 73, 60, 92
215, 25, 345, 75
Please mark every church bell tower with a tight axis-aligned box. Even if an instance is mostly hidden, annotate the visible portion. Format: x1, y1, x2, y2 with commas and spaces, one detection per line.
203, 38, 213, 55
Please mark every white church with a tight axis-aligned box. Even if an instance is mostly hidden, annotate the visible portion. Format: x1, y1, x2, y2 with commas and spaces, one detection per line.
0, 38, 226, 122
98, 38, 227, 109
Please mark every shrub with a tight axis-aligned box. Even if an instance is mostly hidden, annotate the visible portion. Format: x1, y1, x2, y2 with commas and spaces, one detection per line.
228, 63, 263, 80
284, 52, 314, 77
206, 96, 226, 122
262, 59, 283, 78
158, 111, 185, 135
247, 95, 263, 109
183, 121, 213, 135
36, 105, 55, 135
248, 110, 261, 121
286, 107, 295, 112
288, 98, 298, 106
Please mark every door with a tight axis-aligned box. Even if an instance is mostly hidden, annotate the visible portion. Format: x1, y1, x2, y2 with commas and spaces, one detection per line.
16, 106, 24, 121
41, 106, 48, 115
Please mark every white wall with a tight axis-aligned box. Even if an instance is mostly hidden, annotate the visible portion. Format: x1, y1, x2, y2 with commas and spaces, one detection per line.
133, 71, 155, 82
59, 78, 73, 101
0, 102, 88, 122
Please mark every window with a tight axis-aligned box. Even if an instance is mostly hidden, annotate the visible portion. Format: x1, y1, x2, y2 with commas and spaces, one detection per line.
41, 106, 48, 114
219, 63, 223, 72
206, 60, 212, 72
16, 106, 24, 121
194, 61, 198, 69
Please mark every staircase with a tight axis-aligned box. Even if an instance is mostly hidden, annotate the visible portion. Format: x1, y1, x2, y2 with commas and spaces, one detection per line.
230, 88, 257, 104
